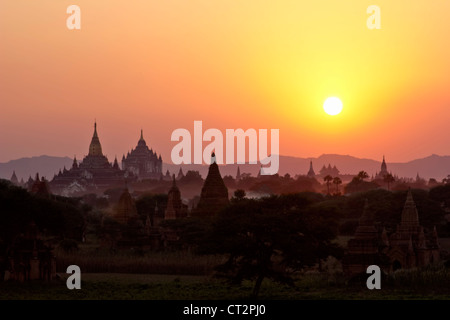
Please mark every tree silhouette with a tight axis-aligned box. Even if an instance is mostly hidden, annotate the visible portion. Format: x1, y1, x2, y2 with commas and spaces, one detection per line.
135, 194, 168, 227
324, 175, 333, 195
232, 189, 246, 202
333, 177, 342, 194
357, 171, 369, 181
0, 179, 85, 246
383, 173, 395, 191
443, 175, 450, 184
346, 172, 378, 194
196, 196, 340, 297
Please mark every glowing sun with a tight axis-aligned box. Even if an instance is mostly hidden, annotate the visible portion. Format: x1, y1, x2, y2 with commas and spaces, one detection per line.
323, 97, 343, 116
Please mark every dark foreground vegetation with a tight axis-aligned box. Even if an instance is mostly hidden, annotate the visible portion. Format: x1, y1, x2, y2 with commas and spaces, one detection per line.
1, 179, 450, 299
1, 264, 450, 300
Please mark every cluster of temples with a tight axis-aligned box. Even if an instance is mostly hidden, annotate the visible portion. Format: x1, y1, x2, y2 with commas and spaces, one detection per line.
343, 189, 440, 275
108, 153, 228, 250
3, 123, 443, 281
47, 123, 163, 196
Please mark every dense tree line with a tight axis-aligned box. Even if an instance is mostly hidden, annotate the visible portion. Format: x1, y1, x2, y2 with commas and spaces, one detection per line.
1, 175, 449, 294
162, 185, 449, 296
163, 192, 341, 297
0, 179, 85, 248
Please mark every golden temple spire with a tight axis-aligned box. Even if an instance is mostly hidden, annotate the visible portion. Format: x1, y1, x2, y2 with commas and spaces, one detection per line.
89, 121, 103, 156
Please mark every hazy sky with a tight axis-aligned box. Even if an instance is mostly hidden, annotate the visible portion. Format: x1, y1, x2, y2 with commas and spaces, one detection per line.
1, 0, 449, 163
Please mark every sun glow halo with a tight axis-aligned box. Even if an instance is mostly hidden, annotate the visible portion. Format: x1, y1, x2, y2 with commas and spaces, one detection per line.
323, 97, 343, 116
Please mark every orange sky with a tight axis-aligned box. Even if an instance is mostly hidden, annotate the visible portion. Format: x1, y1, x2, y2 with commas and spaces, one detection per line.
1, 0, 450, 163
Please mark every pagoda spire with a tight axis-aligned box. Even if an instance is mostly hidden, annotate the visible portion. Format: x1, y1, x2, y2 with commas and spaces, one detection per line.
307, 160, 315, 177
137, 129, 147, 147
10, 171, 18, 185
93, 121, 98, 138
194, 150, 229, 217
401, 188, 420, 228
113, 156, 119, 170
165, 175, 184, 220
89, 121, 103, 156
177, 167, 184, 180
354, 198, 377, 239
72, 155, 78, 169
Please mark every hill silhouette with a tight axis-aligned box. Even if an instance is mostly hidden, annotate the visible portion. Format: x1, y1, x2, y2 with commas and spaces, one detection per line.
0, 155, 73, 182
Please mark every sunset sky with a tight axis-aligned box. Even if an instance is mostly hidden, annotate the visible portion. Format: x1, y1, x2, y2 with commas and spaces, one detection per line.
1, 0, 450, 164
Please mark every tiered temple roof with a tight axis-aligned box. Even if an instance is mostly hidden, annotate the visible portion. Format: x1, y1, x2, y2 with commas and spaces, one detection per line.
50, 122, 129, 195
122, 130, 162, 180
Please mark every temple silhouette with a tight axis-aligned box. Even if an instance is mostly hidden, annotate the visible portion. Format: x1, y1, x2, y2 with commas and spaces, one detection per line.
193, 153, 229, 217
50, 122, 130, 195
122, 129, 163, 180
343, 189, 440, 275
49, 123, 163, 196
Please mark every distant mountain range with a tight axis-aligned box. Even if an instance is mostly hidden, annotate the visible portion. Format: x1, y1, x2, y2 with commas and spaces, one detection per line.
1, 154, 450, 182
0, 156, 73, 182
275, 154, 450, 181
